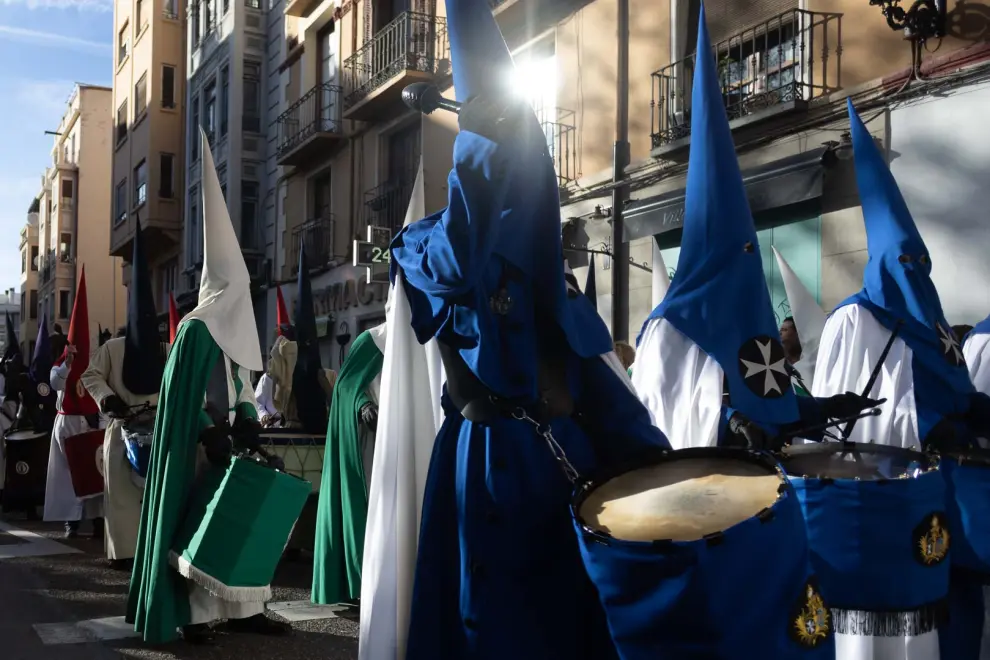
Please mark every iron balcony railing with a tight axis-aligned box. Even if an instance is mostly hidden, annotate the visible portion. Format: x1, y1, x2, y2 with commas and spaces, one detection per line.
343, 11, 450, 110
650, 9, 843, 148
290, 212, 334, 270
40, 249, 56, 284
364, 178, 412, 236
537, 108, 578, 187
276, 82, 343, 158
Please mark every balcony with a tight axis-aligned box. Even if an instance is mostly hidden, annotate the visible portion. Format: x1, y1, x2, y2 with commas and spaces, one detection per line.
284, 0, 319, 18
538, 108, 578, 189
290, 212, 335, 273
364, 178, 412, 237
650, 9, 843, 156
342, 12, 450, 121
276, 82, 344, 166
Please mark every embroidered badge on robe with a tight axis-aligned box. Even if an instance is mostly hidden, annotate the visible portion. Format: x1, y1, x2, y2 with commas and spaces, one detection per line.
913, 512, 950, 566
737, 335, 790, 399
937, 323, 965, 367
790, 577, 831, 647
75, 379, 87, 399
37, 382, 50, 397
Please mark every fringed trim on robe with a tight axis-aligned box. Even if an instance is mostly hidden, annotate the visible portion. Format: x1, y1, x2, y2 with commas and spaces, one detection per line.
831, 599, 948, 637
169, 551, 272, 603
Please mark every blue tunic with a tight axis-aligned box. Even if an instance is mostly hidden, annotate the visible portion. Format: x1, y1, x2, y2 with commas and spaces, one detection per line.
392, 131, 670, 659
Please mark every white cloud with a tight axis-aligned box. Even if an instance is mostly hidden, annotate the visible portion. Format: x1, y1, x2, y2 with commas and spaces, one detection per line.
0, 25, 111, 53
0, 0, 111, 11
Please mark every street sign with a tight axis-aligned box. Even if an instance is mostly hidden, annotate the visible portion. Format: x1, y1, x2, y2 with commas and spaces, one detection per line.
353, 225, 392, 284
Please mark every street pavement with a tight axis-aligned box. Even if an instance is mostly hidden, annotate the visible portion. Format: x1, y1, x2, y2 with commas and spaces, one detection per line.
0, 514, 359, 660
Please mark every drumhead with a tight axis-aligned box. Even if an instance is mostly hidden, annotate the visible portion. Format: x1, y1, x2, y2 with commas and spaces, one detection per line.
575, 448, 784, 543
5, 429, 47, 441
780, 442, 937, 481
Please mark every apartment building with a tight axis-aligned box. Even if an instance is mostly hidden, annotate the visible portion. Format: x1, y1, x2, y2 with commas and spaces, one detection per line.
271, 0, 990, 353
19, 201, 39, 358
34, 84, 126, 345
180, 0, 270, 326
110, 0, 188, 327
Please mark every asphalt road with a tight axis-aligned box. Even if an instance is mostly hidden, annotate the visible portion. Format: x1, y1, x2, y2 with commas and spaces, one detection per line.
0, 515, 359, 660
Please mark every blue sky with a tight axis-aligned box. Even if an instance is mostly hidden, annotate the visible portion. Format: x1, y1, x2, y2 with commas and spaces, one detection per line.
0, 0, 112, 292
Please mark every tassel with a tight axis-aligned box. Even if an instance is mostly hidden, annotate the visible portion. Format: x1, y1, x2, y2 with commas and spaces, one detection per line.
831, 600, 948, 637
170, 552, 272, 604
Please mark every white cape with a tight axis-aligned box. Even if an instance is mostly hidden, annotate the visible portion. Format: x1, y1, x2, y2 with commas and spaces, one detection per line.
964, 332, 990, 396
773, 246, 826, 386
633, 317, 723, 449
812, 303, 937, 660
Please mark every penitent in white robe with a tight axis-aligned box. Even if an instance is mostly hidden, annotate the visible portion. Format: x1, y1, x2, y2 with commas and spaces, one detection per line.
43, 362, 104, 522
81, 337, 170, 559
632, 316, 724, 449
812, 303, 938, 660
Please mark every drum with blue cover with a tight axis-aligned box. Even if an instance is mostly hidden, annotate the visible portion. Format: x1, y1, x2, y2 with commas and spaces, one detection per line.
940, 447, 990, 577
572, 447, 835, 659
780, 442, 949, 636
121, 408, 156, 489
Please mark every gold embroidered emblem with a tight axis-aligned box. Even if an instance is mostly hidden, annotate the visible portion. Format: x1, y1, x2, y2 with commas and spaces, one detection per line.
916, 513, 950, 565
75, 379, 86, 399
792, 582, 830, 647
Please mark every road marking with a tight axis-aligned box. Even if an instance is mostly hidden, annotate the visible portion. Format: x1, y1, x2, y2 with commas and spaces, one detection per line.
0, 521, 81, 560
266, 600, 352, 622
33, 602, 349, 644
34, 617, 138, 644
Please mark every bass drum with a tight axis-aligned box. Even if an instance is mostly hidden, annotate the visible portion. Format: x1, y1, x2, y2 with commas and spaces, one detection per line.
2, 427, 51, 513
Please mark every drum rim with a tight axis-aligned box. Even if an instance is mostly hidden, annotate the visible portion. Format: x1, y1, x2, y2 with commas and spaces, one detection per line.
4, 429, 48, 440
940, 445, 990, 467
571, 447, 787, 546
778, 441, 940, 481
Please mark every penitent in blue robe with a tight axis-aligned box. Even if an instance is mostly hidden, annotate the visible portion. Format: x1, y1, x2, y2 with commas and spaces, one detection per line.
392, 131, 670, 660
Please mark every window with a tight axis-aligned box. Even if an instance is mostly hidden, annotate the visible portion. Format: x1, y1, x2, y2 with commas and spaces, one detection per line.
243, 61, 261, 133
241, 181, 259, 249
160, 153, 174, 198
58, 290, 71, 320
118, 22, 130, 63
115, 179, 128, 224
164, 0, 178, 18
191, 2, 200, 45
160, 258, 178, 304
136, 0, 146, 28
162, 65, 176, 109
222, 0, 228, 14
29, 290, 37, 320
204, 0, 214, 30
188, 186, 201, 264
246, 0, 259, 8
59, 233, 72, 261
204, 80, 217, 142
311, 171, 331, 217
190, 96, 199, 160
220, 66, 229, 136
30, 246, 38, 271
116, 101, 128, 144
21, 250, 25, 274
134, 161, 148, 207
20, 295, 24, 322
60, 178, 73, 201
136, 73, 148, 116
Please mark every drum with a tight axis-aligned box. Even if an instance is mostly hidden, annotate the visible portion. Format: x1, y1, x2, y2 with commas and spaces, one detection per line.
572, 447, 834, 659
63, 428, 106, 499
940, 447, 990, 576
260, 430, 325, 493
1, 428, 50, 513
122, 410, 156, 490
170, 454, 311, 596
780, 442, 948, 632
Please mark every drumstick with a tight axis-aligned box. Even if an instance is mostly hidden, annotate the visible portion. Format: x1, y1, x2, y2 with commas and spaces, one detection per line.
777, 408, 882, 444
840, 319, 904, 442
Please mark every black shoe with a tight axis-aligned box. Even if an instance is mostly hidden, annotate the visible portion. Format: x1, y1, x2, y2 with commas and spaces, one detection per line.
64, 522, 79, 539
226, 614, 291, 636
92, 518, 104, 539
182, 623, 215, 645
108, 558, 133, 572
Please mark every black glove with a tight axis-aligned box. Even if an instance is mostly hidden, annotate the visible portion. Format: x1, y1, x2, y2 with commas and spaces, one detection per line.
200, 425, 233, 467
820, 392, 885, 420
360, 402, 379, 433
728, 413, 779, 451
267, 455, 286, 472
101, 394, 128, 418
458, 94, 527, 144
231, 416, 262, 453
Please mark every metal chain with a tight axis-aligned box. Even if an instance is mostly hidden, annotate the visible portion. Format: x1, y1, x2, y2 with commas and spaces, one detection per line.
511, 407, 580, 484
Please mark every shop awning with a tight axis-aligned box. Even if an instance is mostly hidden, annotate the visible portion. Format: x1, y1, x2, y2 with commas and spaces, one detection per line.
623, 146, 834, 243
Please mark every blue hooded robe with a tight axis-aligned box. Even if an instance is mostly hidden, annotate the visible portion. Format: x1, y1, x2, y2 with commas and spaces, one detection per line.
389, 1, 669, 657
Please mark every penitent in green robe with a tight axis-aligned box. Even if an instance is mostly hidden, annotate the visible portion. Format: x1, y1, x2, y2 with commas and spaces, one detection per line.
312, 330, 384, 605
125, 319, 258, 643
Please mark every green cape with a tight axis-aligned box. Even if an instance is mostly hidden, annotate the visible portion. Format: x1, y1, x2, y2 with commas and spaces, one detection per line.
125, 320, 221, 643
312, 330, 384, 604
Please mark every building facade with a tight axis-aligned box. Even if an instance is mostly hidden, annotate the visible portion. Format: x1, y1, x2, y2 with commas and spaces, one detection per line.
110, 0, 188, 325
180, 0, 270, 326
0, 288, 21, 358
34, 84, 126, 344
266, 0, 990, 357
19, 201, 40, 358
